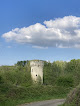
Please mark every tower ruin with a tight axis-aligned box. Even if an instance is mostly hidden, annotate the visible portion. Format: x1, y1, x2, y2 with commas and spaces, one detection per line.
30, 60, 44, 84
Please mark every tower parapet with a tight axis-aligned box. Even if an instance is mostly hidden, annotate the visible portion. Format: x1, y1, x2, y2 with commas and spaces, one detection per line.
30, 60, 44, 67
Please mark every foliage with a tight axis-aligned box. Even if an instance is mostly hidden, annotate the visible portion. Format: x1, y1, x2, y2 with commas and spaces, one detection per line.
43, 61, 67, 85
0, 59, 80, 105
0, 64, 32, 87
61, 84, 80, 106
0, 84, 71, 106
65, 59, 80, 86
15, 60, 28, 67
56, 76, 74, 87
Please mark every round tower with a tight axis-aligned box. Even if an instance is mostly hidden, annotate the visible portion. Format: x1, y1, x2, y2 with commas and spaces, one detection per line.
30, 60, 44, 84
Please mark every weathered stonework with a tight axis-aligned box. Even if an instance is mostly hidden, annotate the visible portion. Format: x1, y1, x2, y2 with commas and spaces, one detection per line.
30, 60, 44, 84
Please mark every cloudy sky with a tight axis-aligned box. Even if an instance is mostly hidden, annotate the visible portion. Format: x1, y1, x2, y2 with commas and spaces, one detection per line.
0, 0, 80, 65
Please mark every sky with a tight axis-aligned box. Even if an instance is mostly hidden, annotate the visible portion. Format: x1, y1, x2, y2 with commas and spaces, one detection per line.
0, 0, 80, 65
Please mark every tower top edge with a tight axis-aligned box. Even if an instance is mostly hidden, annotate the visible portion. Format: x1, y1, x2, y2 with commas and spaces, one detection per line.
30, 60, 44, 66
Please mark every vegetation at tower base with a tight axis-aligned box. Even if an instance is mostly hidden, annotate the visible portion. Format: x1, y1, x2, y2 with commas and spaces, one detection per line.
0, 59, 80, 105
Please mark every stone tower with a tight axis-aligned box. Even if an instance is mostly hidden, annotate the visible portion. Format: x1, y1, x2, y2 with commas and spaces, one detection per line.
30, 60, 44, 84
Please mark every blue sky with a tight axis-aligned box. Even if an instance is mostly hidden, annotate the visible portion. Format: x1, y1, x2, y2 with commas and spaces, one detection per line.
0, 0, 80, 65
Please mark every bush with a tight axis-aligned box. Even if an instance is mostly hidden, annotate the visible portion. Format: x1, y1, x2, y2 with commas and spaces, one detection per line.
0, 84, 71, 106
0, 76, 4, 84
62, 84, 80, 106
57, 76, 74, 87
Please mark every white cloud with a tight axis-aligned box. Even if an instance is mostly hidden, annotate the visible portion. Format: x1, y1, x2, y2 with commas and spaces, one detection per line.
32, 45, 48, 49
2, 16, 80, 48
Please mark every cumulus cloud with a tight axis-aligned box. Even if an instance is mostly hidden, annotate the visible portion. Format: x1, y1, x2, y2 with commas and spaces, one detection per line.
2, 16, 80, 48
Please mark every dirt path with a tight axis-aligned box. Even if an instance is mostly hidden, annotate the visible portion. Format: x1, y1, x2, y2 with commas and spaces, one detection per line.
19, 99, 65, 106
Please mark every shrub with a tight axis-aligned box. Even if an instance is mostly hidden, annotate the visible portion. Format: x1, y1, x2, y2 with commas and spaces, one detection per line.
62, 84, 80, 106
57, 76, 74, 87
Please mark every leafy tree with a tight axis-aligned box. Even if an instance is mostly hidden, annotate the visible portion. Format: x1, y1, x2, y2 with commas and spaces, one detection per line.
16, 61, 27, 67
